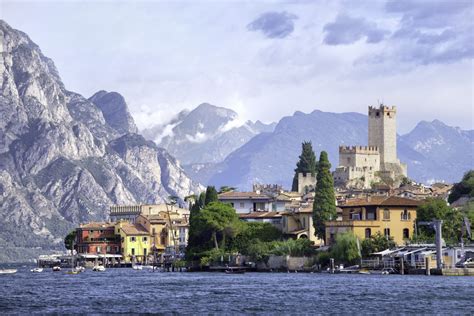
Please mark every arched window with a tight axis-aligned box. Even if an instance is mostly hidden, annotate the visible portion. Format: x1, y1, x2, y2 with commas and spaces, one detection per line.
403, 228, 409, 239
365, 228, 371, 238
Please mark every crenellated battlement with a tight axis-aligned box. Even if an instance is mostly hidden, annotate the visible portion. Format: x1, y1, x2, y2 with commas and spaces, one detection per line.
339, 145, 379, 154
369, 105, 396, 117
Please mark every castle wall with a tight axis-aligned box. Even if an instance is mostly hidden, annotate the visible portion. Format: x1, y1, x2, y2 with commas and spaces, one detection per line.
368, 106, 397, 164
298, 172, 316, 194
338, 146, 380, 169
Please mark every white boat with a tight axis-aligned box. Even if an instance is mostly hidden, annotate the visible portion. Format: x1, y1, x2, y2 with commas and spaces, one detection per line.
0, 269, 17, 274
92, 265, 106, 272
52, 266, 61, 272
75, 266, 85, 272
132, 265, 143, 270
31, 267, 43, 273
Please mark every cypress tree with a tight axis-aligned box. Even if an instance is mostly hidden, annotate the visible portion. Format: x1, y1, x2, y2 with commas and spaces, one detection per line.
312, 151, 337, 242
204, 186, 218, 205
291, 141, 317, 191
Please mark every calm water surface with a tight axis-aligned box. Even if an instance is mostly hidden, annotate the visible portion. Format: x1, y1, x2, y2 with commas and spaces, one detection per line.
0, 266, 473, 314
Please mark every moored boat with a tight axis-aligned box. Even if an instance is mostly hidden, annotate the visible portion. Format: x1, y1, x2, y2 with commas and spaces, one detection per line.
52, 266, 61, 272
225, 267, 246, 274
92, 265, 106, 272
0, 269, 17, 274
31, 267, 43, 273
132, 265, 143, 270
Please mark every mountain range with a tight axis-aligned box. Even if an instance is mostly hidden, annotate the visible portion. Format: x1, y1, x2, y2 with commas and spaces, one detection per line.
0, 20, 202, 262
142, 103, 276, 165
158, 108, 473, 190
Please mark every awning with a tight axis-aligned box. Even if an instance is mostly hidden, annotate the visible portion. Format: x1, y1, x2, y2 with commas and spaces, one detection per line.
371, 248, 402, 256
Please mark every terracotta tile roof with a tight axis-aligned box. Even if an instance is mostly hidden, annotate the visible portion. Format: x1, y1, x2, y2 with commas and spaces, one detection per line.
340, 196, 421, 208
218, 191, 272, 200
120, 223, 149, 235
239, 211, 282, 219
79, 222, 115, 229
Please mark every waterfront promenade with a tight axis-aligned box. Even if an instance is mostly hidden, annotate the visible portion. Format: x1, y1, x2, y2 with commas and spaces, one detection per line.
1, 266, 472, 314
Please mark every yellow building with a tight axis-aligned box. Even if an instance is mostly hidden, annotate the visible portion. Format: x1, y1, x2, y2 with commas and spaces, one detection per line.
115, 221, 151, 263
325, 196, 420, 246
135, 211, 189, 253
281, 206, 324, 246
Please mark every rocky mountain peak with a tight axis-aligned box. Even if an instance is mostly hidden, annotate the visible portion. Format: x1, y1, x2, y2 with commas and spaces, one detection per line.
0, 20, 202, 262
88, 90, 138, 135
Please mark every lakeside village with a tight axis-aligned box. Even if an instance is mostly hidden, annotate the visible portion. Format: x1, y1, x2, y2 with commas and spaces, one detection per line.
36, 105, 474, 276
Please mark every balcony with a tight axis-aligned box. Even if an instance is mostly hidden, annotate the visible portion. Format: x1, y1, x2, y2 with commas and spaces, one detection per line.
325, 220, 381, 228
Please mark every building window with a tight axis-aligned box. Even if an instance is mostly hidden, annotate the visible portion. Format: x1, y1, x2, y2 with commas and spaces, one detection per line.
403, 228, 409, 239
144, 248, 147, 257
130, 236, 136, 242
143, 237, 148, 242
351, 213, 360, 220
384, 228, 390, 238
401, 209, 410, 221
239, 202, 245, 208
97, 246, 101, 253
152, 228, 156, 235
131, 248, 135, 256
365, 228, 371, 238
106, 246, 111, 253
383, 209, 390, 220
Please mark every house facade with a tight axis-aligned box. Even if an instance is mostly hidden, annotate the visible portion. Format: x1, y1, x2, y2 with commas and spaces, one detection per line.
325, 196, 420, 246
115, 221, 151, 264
281, 206, 323, 246
76, 222, 120, 255
218, 191, 273, 213
239, 211, 282, 230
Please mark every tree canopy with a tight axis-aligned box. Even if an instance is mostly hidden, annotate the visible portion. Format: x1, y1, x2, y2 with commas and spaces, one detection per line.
361, 232, 395, 257
448, 170, 474, 204
64, 230, 76, 251
205, 186, 219, 205
417, 198, 463, 244
291, 141, 317, 191
312, 151, 337, 241
331, 231, 361, 265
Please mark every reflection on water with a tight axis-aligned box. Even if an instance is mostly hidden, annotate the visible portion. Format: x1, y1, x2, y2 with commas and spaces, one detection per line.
0, 267, 473, 314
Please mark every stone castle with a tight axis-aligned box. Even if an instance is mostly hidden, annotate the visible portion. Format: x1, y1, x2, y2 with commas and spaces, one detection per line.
334, 105, 407, 189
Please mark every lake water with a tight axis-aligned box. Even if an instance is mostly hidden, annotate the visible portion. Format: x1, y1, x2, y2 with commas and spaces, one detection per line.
1, 266, 473, 314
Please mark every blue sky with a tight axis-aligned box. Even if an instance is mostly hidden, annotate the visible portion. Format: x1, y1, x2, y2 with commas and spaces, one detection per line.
1, 0, 473, 133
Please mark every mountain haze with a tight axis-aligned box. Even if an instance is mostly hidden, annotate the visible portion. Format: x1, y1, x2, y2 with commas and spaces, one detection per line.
142, 103, 276, 165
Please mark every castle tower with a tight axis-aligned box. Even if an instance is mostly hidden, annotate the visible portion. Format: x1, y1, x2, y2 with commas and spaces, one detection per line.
368, 105, 397, 165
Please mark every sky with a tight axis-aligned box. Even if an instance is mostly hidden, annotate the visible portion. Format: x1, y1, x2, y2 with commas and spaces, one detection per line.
1, 0, 473, 133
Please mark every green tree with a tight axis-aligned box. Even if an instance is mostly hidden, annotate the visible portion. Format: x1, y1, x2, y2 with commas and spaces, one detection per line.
361, 232, 395, 257
312, 151, 337, 241
291, 141, 317, 191
218, 186, 236, 194
64, 230, 76, 251
448, 170, 474, 204
330, 231, 361, 265
204, 186, 218, 205
417, 198, 463, 243
194, 202, 242, 250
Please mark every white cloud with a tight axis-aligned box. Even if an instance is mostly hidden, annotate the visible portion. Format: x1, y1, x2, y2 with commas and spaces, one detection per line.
2, 0, 472, 134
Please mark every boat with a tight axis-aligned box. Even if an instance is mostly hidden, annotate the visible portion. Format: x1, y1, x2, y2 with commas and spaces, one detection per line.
132, 265, 143, 270
52, 266, 61, 272
31, 267, 43, 273
224, 267, 246, 274
0, 269, 17, 274
75, 266, 85, 272
66, 270, 80, 275
92, 265, 106, 272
